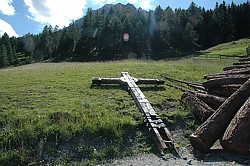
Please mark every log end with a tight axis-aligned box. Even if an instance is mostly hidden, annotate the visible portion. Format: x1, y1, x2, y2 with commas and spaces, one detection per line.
92, 77, 101, 85
220, 140, 250, 155
189, 133, 210, 152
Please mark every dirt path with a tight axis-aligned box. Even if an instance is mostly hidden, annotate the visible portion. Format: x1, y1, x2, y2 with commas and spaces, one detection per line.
101, 142, 250, 166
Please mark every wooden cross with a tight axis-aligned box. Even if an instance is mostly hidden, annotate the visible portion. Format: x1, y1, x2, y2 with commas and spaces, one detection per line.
92, 72, 176, 155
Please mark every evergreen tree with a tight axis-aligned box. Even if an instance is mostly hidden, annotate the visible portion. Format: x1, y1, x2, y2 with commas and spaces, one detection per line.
0, 44, 7, 68
213, 1, 235, 42
51, 25, 61, 57
39, 25, 53, 59
187, 2, 203, 27
1, 33, 14, 65
10, 36, 18, 64
24, 33, 35, 58
183, 22, 199, 52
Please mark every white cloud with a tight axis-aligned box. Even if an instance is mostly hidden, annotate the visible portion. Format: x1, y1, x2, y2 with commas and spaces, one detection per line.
0, 19, 19, 37
0, 0, 15, 16
93, 0, 155, 10
139, 1, 153, 10
125, 0, 139, 4
94, 0, 117, 6
24, 0, 87, 28
125, 0, 154, 10
23, 0, 154, 28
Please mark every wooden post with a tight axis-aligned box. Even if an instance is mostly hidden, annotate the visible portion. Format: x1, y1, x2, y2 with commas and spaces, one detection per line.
92, 72, 176, 155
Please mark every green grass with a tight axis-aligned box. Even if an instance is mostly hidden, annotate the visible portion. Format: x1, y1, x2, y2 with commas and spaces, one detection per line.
198, 38, 250, 58
0, 59, 236, 164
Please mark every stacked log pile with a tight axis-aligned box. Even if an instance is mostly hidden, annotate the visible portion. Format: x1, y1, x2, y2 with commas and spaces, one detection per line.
163, 56, 250, 155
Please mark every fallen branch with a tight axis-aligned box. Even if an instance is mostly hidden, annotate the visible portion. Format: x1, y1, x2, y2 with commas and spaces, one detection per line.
162, 75, 204, 92
165, 82, 195, 93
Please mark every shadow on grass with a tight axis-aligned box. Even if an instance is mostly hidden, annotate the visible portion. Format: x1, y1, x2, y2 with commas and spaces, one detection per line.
38, 124, 161, 165
90, 84, 166, 92
90, 84, 122, 90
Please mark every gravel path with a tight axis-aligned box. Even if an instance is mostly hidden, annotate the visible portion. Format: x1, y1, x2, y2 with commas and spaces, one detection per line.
101, 142, 250, 166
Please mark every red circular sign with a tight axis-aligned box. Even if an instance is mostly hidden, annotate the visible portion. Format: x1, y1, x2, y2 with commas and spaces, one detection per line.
123, 33, 129, 42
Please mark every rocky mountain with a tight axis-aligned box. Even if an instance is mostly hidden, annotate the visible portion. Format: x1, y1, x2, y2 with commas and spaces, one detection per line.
74, 3, 147, 28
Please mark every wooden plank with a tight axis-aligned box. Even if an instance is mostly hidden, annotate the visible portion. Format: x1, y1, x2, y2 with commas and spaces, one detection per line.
121, 72, 176, 154
92, 72, 177, 155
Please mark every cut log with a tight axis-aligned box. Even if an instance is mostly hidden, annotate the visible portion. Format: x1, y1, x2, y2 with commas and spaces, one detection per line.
224, 67, 250, 74
195, 93, 226, 110
239, 57, 250, 62
233, 61, 250, 65
205, 74, 250, 80
207, 85, 239, 97
203, 76, 249, 89
223, 64, 250, 71
182, 92, 215, 122
189, 78, 250, 152
220, 96, 250, 155
204, 69, 250, 80
188, 84, 206, 91
224, 68, 250, 75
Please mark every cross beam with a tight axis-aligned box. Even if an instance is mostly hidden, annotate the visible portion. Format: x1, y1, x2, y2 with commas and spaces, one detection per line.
92, 72, 177, 155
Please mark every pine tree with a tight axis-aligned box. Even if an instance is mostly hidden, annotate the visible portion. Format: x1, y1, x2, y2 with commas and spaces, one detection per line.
183, 22, 199, 52
0, 44, 7, 68
213, 1, 235, 42
10, 36, 18, 64
24, 34, 35, 58
1, 33, 14, 65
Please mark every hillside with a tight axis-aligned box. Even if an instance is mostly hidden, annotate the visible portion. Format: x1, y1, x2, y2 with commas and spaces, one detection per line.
203, 38, 250, 56
194, 38, 250, 60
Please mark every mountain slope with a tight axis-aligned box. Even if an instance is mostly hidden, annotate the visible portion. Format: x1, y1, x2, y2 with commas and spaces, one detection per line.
203, 38, 250, 56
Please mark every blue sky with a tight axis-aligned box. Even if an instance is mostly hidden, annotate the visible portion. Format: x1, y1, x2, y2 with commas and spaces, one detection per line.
0, 0, 248, 37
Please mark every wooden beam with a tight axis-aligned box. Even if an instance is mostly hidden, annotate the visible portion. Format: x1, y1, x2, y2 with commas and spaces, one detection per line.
92, 72, 177, 155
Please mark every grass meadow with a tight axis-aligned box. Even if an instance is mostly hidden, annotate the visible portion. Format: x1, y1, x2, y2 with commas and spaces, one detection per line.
195, 38, 250, 60
0, 58, 237, 165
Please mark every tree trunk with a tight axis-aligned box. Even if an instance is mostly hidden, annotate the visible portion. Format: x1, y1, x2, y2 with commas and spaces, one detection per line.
220, 96, 250, 155
182, 92, 215, 122
239, 57, 250, 62
233, 61, 250, 65
205, 74, 250, 80
203, 76, 249, 89
224, 68, 250, 75
223, 64, 250, 71
189, 78, 250, 152
204, 69, 250, 79
207, 85, 238, 97
195, 93, 226, 110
